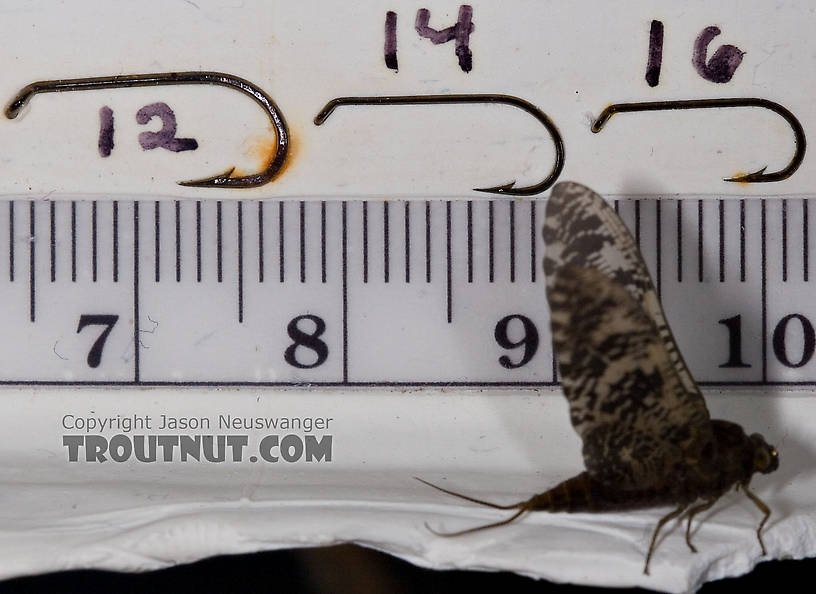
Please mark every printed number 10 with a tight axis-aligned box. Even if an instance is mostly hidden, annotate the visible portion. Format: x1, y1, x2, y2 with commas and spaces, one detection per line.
719, 313, 816, 369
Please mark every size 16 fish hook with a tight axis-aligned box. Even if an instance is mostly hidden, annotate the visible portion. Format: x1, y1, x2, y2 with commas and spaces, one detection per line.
314, 94, 564, 196
5, 71, 289, 188
591, 98, 806, 183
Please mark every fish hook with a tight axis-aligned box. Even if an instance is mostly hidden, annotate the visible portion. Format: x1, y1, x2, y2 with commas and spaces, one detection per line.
5, 71, 289, 188
591, 98, 806, 183
314, 94, 564, 196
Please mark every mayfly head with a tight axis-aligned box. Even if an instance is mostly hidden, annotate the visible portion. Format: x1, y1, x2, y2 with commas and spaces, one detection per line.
749, 433, 780, 474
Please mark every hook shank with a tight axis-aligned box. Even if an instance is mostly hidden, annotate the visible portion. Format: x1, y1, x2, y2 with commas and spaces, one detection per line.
592, 98, 805, 183
6, 71, 289, 188
315, 94, 564, 196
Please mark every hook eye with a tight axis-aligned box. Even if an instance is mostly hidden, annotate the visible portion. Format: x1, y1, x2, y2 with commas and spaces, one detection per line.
314, 94, 564, 196
591, 98, 805, 183
5, 71, 289, 188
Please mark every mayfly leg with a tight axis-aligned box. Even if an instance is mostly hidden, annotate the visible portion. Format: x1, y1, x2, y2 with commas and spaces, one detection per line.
741, 482, 772, 555
683, 496, 719, 553
644, 503, 687, 575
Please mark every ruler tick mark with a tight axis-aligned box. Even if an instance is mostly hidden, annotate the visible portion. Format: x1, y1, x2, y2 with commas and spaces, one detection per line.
739, 199, 746, 282
71, 201, 76, 283
467, 200, 473, 283
781, 199, 788, 282
29, 201, 35, 323
113, 201, 119, 283
300, 200, 306, 283
697, 199, 704, 283
383, 201, 390, 283
719, 199, 725, 283
404, 201, 410, 283
362, 201, 369, 283
676, 200, 683, 283
656, 200, 662, 297
238, 202, 244, 323
761, 201, 767, 383
278, 202, 284, 283
154, 201, 160, 283
8, 202, 14, 282
321, 201, 327, 283
175, 201, 181, 282
92, 201, 98, 283
509, 200, 516, 283
425, 201, 431, 283
133, 201, 141, 383
258, 202, 264, 283
804, 198, 809, 282
50, 201, 55, 283
530, 200, 536, 283
446, 201, 452, 324
342, 202, 349, 383
488, 201, 494, 283
217, 201, 223, 283
196, 201, 202, 283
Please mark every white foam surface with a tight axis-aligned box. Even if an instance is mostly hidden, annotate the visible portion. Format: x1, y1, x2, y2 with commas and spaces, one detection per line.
0, 388, 810, 592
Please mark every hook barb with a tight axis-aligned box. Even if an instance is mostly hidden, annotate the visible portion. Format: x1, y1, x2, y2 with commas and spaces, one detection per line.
5, 71, 289, 189
314, 94, 564, 196
591, 98, 805, 184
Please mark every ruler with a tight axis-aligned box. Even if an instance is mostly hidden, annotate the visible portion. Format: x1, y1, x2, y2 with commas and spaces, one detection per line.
0, 196, 813, 387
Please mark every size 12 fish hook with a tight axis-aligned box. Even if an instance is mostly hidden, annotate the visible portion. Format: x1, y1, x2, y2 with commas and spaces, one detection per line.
314, 94, 564, 196
591, 98, 806, 183
5, 71, 289, 188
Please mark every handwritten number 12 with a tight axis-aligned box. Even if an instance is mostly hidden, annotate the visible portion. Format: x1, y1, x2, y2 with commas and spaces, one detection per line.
98, 102, 198, 158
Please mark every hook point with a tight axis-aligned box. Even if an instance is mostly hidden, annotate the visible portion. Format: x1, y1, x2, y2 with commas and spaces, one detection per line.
473, 181, 518, 195
178, 166, 237, 188
724, 166, 769, 183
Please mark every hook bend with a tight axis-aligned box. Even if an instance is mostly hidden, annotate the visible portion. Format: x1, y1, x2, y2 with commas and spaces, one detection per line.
591, 98, 805, 183
314, 94, 564, 196
5, 71, 289, 188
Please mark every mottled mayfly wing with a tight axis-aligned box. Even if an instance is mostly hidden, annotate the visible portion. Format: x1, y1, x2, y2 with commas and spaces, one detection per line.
418, 182, 778, 575
542, 181, 714, 489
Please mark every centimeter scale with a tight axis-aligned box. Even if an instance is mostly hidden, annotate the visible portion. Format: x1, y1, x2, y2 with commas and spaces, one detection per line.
0, 196, 812, 387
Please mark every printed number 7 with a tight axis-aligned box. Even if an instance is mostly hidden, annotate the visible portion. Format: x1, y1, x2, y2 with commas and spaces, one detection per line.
76, 314, 119, 368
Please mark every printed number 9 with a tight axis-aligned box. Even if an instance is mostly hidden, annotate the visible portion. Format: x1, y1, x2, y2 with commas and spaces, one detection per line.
494, 314, 539, 369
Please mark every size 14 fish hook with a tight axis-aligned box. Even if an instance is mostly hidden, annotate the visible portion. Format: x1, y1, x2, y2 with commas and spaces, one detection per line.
591, 98, 806, 183
5, 71, 289, 188
314, 94, 564, 196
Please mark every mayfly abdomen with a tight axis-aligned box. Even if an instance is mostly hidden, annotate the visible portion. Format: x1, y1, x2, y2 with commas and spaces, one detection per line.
530, 472, 679, 514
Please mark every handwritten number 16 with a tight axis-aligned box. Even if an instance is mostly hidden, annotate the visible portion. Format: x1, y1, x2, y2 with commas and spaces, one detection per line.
645, 21, 744, 87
